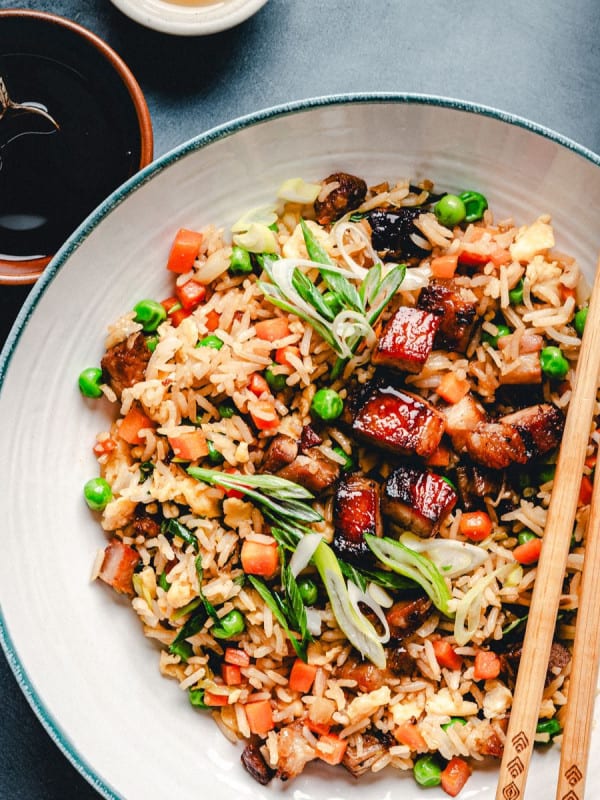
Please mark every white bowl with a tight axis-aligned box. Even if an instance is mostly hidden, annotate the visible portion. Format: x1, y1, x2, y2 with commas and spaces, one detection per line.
2, 95, 600, 800
109, 0, 269, 35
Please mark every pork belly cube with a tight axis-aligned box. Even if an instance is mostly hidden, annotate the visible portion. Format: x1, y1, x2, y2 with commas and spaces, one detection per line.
349, 382, 445, 459
333, 474, 382, 565
417, 279, 478, 353
442, 393, 487, 452
276, 449, 340, 494
372, 306, 441, 373
464, 422, 529, 470
500, 404, 564, 459
382, 465, 457, 537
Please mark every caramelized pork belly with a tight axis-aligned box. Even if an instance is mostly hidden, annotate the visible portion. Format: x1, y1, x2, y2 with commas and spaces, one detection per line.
386, 596, 432, 636
497, 334, 543, 385
98, 539, 140, 595
332, 474, 382, 564
241, 741, 275, 786
372, 306, 440, 373
500, 404, 564, 460
274, 722, 317, 781
417, 279, 478, 352
382, 465, 457, 537
443, 393, 487, 452
455, 464, 503, 511
261, 434, 340, 494
342, 729, 396, 777
346, 381, 445, 458
101, 331, 151, 398
313, 171, 367, 225
462, 403, 564, 470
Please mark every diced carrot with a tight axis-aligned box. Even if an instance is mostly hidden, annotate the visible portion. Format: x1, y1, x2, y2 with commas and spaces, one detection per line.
316, 733, 347, 765
249, 398, 280, 430
432, 639, 463, 671
98, 539, 140, 595
305, 719, 331, 736
440, 756, 471, 797
289, 659, 318, 694
224, 648, 250, 667
119, 406, 156, 445
168, 429, 209, 461
241, 539, 279, 577
513, 536, 542, 565
176, 279, 206, 311
166, 228, 203, 274
93, 438, 116, 456
245, 699, 274, 734
430, 253, 458, 279
161, 296, 192, 327
473, 650, 501, 681
458, 249, 489, 268
560, 285, 577, 302
437, 373, 470, 404
458, 510, 493, 542
205, 310, 221, 332
275, 345, 300, 367
221, 664, 242, 686
393, 721, 427, 751
255, 318, 290, 342
248, 372, 271, 397
426, 443, 452, 467
579, 474, 593, 506
161, 296, 180, 313
204, 690, 231, 707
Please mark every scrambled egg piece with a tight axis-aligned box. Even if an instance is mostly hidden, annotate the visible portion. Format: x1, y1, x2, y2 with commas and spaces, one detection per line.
425, 688, 478, 717
482, 681, 512, 719
346, 686, 391, 724
509, 218, 555, 263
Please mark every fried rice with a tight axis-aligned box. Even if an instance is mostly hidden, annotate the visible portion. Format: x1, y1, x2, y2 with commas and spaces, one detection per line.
81, 172, 592, 795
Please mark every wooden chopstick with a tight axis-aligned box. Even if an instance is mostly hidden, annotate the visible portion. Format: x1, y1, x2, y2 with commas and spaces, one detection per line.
555, 443, 600, 799
496, 254, 600, 800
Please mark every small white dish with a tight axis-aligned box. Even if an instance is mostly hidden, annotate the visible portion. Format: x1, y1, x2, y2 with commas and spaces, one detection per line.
109, 0, 269, 35
2, 95, 600, 800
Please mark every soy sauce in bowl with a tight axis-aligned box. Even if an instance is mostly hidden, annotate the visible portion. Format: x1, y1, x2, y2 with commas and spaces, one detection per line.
0, 11, 153, 284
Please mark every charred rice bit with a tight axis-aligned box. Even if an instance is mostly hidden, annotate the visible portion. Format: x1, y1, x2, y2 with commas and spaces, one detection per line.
84, 174, 590, 794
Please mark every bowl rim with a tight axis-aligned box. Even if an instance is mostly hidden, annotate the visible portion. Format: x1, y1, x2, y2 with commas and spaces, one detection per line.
108, 0, 270, 36
1, 91, 599, 800
0, 9, 154, 286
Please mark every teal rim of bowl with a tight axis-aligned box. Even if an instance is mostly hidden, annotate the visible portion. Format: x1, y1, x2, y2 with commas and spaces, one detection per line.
1, 91, 599, 799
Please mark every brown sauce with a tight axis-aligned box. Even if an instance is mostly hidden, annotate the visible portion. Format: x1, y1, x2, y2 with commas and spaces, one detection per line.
0, 53, 140, 262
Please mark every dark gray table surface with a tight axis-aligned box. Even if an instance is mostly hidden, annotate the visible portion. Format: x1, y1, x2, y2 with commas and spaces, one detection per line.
1, 1, 599, 797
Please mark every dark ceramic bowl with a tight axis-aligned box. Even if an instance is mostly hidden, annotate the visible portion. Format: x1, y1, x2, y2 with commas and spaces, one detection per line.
0, 10, 153, 284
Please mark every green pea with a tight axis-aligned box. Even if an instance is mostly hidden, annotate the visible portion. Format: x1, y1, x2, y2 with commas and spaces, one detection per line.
197, 334, 224, 350
146, 335, 159, 353
536, 718, 562, 738
413, 754, 442, 787
134, 299, 167, 332
212, 609, 245, 639
574, 306, 588, 337
207, 440, 225, 465
482, 324, 511, 348
218, 402, 236, 419
518, 530, 538, 546
509, 279, 524, 305
322, 291, 343, 316
265, 366, 287, 392
434, 194, 467, 227
441, 717, 467, 732
78, 367, 103, 398
459, 190, 488, 222
297, 577, 318, 606
540, 346, 569, 379
229, 245, 253, 275
331, 444, 355, 472
311, 388, 344, 420
83, 477, 113, 511
189, 688, 209, 709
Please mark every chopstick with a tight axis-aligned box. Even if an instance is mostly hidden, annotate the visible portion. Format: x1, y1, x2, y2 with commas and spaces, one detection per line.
555, 442, 600, 799
496, 254, 600, 800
